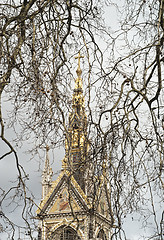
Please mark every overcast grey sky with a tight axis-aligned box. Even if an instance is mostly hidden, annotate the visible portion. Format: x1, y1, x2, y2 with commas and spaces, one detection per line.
0, 1, 163, 239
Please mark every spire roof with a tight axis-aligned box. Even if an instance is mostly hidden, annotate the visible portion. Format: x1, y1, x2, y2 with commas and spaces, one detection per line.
42, 146, 53, 184
66, 52, 87, 150
64, 53, 88, 190
43, 145, 50, 172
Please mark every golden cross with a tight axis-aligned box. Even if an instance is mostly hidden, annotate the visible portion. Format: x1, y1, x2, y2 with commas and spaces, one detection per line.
75, 52, 84, 69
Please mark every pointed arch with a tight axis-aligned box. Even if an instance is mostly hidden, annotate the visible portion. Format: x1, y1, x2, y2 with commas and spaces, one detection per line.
97, 229, 107, 240
50, 225, 81, 240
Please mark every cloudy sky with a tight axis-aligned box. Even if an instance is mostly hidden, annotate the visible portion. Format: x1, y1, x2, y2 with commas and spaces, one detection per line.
0, 2, 162, 240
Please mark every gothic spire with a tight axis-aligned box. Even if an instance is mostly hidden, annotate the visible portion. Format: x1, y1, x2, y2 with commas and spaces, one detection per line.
43, 146, 50, 173
42, 145, 53, 199
64, 52, 88, 191
66, 52, 87, 150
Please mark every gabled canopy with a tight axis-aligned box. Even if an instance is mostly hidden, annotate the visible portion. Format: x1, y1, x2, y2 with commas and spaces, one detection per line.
36, 170, 91, 216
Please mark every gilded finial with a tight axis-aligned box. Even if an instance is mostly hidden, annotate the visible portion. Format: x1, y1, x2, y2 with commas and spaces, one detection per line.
74, 52, 84, 90
75, 52, 84, 78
